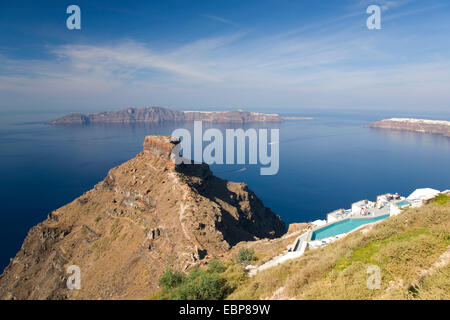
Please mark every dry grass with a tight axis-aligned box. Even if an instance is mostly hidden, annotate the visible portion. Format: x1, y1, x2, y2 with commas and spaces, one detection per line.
229, 225, 310, 267
228, 197, 450, 300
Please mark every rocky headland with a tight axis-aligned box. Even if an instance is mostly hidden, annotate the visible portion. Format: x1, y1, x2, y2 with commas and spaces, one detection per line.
370, 118, 450, 137
0, 136, 285, 300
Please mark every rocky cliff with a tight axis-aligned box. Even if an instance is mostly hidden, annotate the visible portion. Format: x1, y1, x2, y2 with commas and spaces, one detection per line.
48, 107, 283, 125
0, 136, 285, 300
370, 118, 450, 137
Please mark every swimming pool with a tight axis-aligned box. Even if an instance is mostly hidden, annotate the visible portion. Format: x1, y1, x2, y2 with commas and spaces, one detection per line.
311, 215, 390, 240
396, 200, 410, 208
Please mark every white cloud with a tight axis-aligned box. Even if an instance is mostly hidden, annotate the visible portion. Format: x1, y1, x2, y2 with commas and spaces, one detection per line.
1, 6, 450, 112
52, 42, 221, 82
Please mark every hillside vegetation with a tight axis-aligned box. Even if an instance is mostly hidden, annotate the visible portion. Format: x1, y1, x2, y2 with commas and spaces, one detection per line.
227, 194, 450, 300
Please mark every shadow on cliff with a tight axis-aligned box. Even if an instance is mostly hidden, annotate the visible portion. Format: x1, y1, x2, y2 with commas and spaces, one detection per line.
175, 162, 286, 247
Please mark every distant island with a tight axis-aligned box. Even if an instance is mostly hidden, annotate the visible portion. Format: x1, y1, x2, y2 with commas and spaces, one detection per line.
370, 118, 450, 137
48, 106, 286, 125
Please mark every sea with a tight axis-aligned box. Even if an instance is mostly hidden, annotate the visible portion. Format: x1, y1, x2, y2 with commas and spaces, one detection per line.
1, 108, 450, 271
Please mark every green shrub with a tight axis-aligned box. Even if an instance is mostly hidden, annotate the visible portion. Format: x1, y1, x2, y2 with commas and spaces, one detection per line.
237, 248, 255, 263
221, 264, 248, 292
159, 269, 185, 289
433, 193, 450, 206
207, 259, 227, 274
174, 271, 230, 300
158, 259, 248, 300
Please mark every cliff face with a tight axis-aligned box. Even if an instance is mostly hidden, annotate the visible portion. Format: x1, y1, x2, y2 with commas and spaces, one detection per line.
48, 107, 283, 125
49, 107, 186, 125
0, 136, 285, 300
370, 118, 450, 137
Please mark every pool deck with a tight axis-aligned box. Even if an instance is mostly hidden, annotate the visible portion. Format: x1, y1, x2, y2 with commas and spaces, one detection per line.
308, 216, 389, 249
249, 214, 389, 276
326, 202, 391, 224
248, 195, 402, 276
247, 188, 444, 277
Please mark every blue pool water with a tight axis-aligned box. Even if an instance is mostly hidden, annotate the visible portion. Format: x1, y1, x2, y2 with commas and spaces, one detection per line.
311, 215, 390, 240
396, 201, 410, 207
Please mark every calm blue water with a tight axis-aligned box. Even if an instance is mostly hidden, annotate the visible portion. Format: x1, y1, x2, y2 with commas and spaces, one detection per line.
311, 215, 390, 241
1, 109, 450, 271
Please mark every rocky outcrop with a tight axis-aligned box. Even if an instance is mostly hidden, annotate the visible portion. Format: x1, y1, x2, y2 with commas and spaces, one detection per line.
48, 107, 283, 125
370, 118, 450, 137
287, 223, 311, 234
0, 136, 285, 300
182, 110, 283, 123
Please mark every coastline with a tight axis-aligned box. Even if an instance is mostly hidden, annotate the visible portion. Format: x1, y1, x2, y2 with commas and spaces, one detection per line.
370, 118, 450, 137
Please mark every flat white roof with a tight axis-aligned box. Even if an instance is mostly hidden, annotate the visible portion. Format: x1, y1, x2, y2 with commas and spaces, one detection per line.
407, 188, 440, 201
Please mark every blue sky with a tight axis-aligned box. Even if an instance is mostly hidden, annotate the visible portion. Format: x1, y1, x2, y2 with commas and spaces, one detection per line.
0, 0, 450, 113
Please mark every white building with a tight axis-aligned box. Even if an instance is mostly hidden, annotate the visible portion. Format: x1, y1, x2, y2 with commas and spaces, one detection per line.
326, 209, 345, 223
407, 188, 440, 203
351, 200, 374, 216
312, 219, 327, 227
376, 194, 391, 209
389, 203, 401, 216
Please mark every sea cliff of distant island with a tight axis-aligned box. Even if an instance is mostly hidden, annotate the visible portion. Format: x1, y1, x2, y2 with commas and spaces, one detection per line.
48, 107, 285, 125
370, 118, 450, 137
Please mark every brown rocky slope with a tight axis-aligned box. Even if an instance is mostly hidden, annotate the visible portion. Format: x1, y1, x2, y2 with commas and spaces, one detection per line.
0, 136, 285, 300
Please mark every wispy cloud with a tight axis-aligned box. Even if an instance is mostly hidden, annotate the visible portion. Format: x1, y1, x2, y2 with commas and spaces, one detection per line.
1, 3, 449, 111
201, 14, 238, 26
383, 2, 450, 22
358, 0, 413, 11
52, 42, 221, 82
